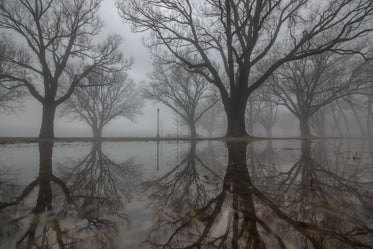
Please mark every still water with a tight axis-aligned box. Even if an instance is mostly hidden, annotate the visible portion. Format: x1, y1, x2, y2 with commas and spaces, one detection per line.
0, 139, 372, 248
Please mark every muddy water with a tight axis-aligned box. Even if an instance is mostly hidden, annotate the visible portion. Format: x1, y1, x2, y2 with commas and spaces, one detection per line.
0, 139, 372, 248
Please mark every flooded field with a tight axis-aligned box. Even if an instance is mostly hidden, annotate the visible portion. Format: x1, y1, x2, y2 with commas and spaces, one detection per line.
0, 139, 372, 249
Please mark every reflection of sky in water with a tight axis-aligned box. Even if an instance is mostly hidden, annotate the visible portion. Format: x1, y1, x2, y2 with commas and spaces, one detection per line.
0, 139, 372, 248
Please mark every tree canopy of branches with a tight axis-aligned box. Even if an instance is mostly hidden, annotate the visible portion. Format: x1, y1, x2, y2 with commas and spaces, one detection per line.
117, 0, 373, 137
144, 63, 218, 137
0, 85, 25, 112
271, 53, 367, 137
349, 60, 373, 138
0, 36, 26, 112
0, 0, 131, 138
61, 71, 143, 138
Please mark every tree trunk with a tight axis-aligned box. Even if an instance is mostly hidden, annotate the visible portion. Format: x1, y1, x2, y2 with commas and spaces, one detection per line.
299, 116, 312, 137
35, 141, 54, 212
225, 97, 248, 137
39, 103, 57, 139
189, 120, 197, 138
92, 125, 103, 138
265, 126, 272, 138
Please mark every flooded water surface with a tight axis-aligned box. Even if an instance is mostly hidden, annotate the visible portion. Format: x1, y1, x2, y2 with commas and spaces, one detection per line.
0, 139, 372, 249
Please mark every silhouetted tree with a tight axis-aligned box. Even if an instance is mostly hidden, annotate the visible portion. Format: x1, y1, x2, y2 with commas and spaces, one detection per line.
144, 63, 218, 137
0, 0, 130, 138
271, 53, 366, 137
245, 88, 278, 137
61, 71, 143, 138
117, 0, 373, 137
0, 36, 26, 112
245, 93, 262, 135
256, 89, 278, 138
349, 60, 373, 138
197, 91, 225, 137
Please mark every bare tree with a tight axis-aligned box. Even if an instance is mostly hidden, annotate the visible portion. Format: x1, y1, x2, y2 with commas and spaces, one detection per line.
144, 63, 218, 137
245, 93, 262, 135
0, 36, 26, 112
271, 53, 366, 137
61, 71, 143, 138
245, 87, 277, 137
0, 0, 130, 138
349, 60, 373, 138
255, 87, 278, 137
197, 91, 225, 137
117, 0, 373, 137
0, 85, 25, 112
309, 105, 328, 137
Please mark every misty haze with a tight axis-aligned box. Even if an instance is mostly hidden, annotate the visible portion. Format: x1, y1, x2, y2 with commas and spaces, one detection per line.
0, 0, 372, 248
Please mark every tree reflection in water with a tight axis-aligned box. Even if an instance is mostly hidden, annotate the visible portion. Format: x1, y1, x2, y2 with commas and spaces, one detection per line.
0, 141, 140, 249
144, 140, 373, 249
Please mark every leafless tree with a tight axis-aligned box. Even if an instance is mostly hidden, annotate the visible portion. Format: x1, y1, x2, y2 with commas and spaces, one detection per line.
256, 88, 278, 138
0, 36, 26, 112
244, 87, 278, 137
245, 93, 262, 135
144, 63, 218, 137
0, 0, 131, 138
309, 58, 373, 137
197, 90, 225, 137
61, 71, 143, 138
271, 53, 366, 137
349, 60, 373, 138
0, 85, 25, 112
117, 0, 373, 137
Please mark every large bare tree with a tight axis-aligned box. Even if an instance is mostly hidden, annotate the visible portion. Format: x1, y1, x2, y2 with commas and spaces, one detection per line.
117, 0, 373, 137
144, 63, 218, 137
61, 71, 143, 138
0, 0, 130, 138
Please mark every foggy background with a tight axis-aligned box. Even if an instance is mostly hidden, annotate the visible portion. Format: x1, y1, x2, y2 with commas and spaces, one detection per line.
0, 0, 368, 138
0, 0, 175, 138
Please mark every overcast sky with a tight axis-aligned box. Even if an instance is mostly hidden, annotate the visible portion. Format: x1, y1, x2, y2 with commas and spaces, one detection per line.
0, 0, 180, 138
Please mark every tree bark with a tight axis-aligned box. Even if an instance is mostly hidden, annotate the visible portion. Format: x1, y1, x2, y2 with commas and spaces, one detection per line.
189, 120, 197, 138
39, 103, 57, 139
225, 95, 249, 137
299, 116, 312, 137
92, 125, 103, 139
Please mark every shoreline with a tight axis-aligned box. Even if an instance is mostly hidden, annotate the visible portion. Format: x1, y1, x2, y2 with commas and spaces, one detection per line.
0, 136, 365, 144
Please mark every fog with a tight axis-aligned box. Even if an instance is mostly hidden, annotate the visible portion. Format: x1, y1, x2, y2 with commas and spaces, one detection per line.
0, 99, 179, 137
0, 0, 178, 138
0, 0, 371, 139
